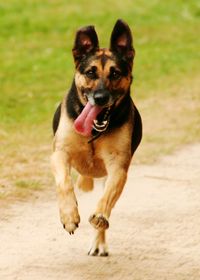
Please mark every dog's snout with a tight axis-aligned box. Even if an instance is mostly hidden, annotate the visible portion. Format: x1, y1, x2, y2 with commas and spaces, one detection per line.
94, 91, 110, 106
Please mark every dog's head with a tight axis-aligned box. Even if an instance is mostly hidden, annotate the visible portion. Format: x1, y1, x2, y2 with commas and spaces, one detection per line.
72, 19, 135, 137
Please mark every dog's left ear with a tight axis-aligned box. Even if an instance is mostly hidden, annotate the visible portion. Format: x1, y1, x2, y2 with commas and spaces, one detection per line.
110, 19, 134, 60
72, 25, 99, 62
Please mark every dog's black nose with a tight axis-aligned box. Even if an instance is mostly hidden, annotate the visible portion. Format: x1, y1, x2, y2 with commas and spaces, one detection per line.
94, 91, 110, 106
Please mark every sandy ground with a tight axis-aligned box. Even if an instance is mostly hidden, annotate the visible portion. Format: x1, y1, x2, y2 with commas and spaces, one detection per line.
0, 144, 200, 280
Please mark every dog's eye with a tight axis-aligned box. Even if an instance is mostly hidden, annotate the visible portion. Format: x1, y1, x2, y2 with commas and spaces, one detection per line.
85, 68, 97, 80
110, 70, 121, 80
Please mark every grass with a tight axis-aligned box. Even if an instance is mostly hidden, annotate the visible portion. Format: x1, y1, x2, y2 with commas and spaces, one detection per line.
0, 0, 200, 198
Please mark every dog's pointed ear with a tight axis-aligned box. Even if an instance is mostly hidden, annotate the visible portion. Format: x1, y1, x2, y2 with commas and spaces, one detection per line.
110, 19, 134, 60
72, 25, 99, 61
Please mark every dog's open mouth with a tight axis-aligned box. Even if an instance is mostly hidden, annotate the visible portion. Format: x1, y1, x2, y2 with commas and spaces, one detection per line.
74, 102, 110, 137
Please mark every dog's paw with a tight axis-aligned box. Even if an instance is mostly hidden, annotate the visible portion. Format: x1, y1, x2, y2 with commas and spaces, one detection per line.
60, 205, 80, 234
88, 243, 109, 257
89, 214, 109, 230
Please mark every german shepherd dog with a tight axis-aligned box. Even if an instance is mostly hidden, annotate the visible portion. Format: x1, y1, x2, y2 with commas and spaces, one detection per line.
51, 19, 142, 256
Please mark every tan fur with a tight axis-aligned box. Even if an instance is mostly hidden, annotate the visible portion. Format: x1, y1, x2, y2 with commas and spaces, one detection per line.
76, 175, 94, 192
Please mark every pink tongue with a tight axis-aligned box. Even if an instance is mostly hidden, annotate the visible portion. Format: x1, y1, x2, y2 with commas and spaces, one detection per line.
74, 102, 103, 137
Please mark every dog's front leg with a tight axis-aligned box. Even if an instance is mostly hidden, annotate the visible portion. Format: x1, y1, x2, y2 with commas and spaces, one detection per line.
51, 150, 80, 234
89, 168, 127, 228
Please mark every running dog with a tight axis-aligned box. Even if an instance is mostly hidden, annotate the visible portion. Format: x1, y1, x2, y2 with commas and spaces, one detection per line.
51, 19, 142, 256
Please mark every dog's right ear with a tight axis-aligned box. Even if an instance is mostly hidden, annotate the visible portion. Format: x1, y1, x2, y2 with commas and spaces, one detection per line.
72, 26, 99, 62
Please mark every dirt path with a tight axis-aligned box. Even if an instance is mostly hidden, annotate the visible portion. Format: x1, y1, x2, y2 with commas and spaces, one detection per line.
1, 144, 200, 280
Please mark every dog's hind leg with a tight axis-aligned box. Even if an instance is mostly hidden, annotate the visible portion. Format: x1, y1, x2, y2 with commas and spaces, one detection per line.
88, 229, 108, 257
88, 163, 128, 256
76, 175, 94, 192
51, 150, 80, 234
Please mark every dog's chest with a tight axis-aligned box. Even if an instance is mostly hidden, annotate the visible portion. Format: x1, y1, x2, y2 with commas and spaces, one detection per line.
70, 141, 107, 178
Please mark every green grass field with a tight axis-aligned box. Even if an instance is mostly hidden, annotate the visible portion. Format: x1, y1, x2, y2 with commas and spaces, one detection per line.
0, 0, 200, 198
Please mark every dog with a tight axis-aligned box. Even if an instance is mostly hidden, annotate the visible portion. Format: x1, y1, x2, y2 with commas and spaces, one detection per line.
51, 19, 142, 256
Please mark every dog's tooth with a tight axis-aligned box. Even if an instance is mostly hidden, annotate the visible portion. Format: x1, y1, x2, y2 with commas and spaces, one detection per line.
93, 126, 105, 132
93, 127, 107, 132
93, 120, 107, 128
